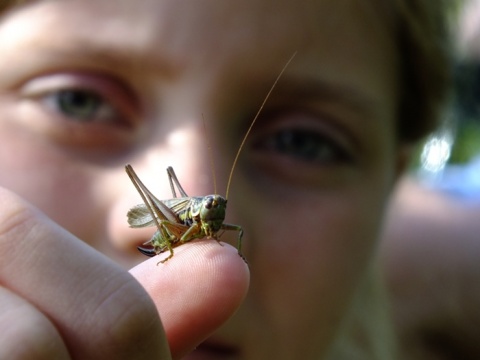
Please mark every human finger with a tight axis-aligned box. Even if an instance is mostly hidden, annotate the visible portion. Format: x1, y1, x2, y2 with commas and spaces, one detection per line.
0, 286, 70, 359
130, 240, 250, 359
0, 188, 169, 359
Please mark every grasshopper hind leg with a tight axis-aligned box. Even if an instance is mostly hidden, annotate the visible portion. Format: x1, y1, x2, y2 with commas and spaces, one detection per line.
137, 228, 177, 264
137, 243, 175, 264
137, 246, 156, 257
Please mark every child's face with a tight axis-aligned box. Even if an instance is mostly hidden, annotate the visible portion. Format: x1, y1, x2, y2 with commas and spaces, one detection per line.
0, 0, 400, 358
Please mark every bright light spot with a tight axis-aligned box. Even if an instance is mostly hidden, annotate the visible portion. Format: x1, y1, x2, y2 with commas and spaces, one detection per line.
420, 136, 452, 172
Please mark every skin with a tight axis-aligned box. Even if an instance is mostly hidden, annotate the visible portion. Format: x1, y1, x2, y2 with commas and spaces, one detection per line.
0, 0, 403, 358
381, 179, 480, 360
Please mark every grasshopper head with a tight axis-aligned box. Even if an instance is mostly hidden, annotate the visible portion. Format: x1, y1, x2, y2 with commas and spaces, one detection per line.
200, 195, 227, 237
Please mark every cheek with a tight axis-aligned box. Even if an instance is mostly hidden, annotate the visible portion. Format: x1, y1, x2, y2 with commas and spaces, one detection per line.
0, 124, 104, 242
244, 190, 385, 272
235, 186, 388, 353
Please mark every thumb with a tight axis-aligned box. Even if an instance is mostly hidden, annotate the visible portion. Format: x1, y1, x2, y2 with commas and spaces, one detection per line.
129, 240, 249, 359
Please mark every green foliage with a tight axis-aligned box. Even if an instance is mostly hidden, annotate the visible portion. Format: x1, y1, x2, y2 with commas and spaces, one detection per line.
450, 120, 480, 163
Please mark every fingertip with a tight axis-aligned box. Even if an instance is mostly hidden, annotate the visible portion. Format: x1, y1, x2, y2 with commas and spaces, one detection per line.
131, 239, 250, 301
130, 240, 250, 358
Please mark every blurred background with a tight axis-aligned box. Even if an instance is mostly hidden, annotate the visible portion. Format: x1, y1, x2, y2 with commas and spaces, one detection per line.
415, 0, 480, 201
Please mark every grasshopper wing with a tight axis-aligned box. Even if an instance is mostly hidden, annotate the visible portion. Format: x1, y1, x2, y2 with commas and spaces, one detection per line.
125, 164, 179, 224
162, 197, 192, 218
127, 204, 156, 228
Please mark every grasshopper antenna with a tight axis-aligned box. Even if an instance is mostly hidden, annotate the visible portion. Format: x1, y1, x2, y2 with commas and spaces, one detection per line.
225, 51, 297, 200
203, 115, 217, 195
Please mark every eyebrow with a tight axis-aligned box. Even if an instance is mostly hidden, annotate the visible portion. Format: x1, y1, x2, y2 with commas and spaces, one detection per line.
16, 32, 380, 122
272, 76, 380, 120
20, 39, 182, 82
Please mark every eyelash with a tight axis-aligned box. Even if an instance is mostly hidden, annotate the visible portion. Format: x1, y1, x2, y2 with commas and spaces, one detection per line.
18, 73, 141, 151
21, 72, 139, 128
252, 127, 352, 165
239, 108, 359, 188
248, 108, 354, 165
42, 88, 121, 124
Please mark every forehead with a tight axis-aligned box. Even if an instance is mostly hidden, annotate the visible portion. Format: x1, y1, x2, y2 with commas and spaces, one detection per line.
0, 0, 397, 123
1, 0, 395, 67
0, 0, 396, 93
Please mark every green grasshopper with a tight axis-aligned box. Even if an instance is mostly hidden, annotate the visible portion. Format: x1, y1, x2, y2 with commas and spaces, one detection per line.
125, 53, 296, 263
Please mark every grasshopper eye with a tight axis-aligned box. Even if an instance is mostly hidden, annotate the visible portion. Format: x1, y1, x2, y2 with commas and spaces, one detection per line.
204, 197, 214, 209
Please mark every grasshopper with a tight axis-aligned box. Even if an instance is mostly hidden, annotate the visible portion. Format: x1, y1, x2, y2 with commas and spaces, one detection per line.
126, 165, 244, 263
125, 53, 296, 263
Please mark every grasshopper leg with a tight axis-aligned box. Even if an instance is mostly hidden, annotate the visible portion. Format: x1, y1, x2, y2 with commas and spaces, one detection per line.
221, 223, 245, 261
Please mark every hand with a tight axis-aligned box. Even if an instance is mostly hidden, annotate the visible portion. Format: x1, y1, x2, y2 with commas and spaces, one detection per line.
0, 188, 249, 359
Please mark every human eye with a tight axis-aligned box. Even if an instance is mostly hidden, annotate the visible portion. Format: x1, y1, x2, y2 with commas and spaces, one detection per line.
253, 126, 352, 164
246, 109, 357, 187
17, 72, 141, 150
43, 88, 116, 123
